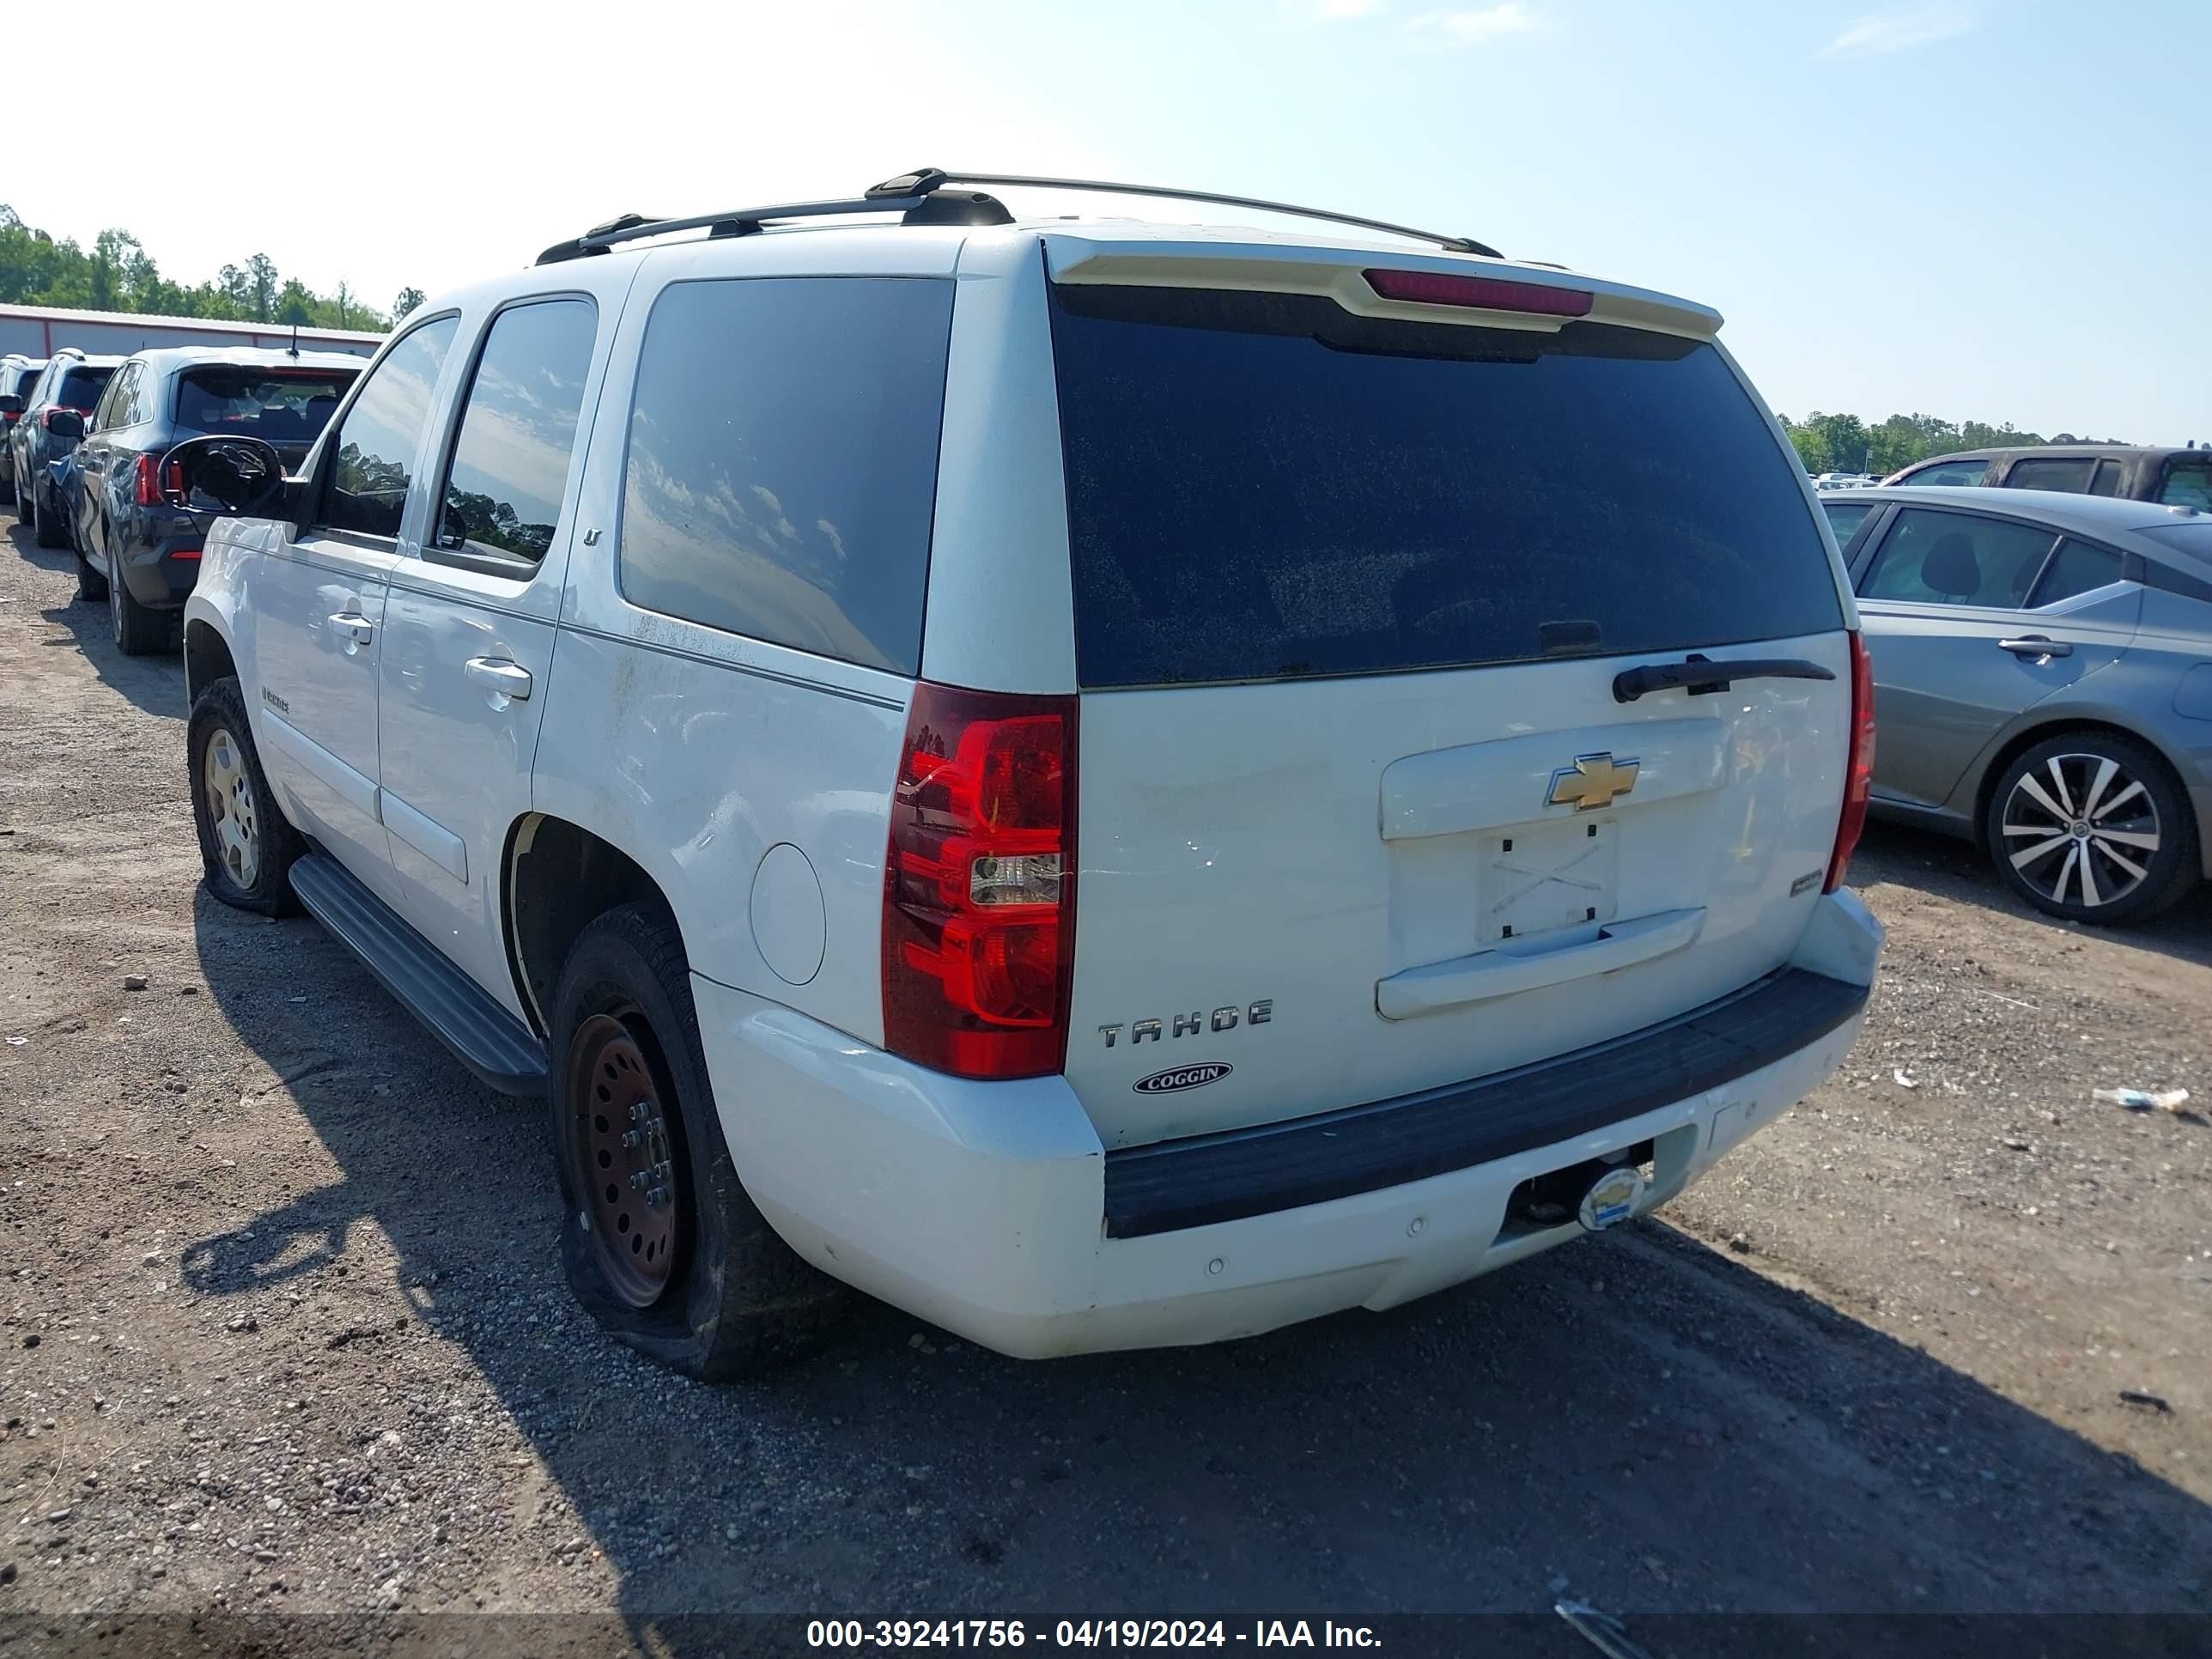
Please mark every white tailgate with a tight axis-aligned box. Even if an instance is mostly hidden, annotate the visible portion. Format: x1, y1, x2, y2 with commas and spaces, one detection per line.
1065, 635, 1850, 1146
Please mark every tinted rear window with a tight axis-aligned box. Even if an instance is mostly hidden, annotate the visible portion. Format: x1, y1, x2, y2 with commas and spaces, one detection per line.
618, 276, 954, 676
2160, 458, 2212, 510
1048, 285, 1842, 688
53, 368, 112, 411
176, 368, 357, 442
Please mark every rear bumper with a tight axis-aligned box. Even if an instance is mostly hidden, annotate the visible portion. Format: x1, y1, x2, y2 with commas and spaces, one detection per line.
116, 540, 203, 609
696, 890, 1882, 1358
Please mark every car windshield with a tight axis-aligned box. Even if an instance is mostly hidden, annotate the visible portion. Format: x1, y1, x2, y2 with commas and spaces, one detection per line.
175, 368, 358, 441
53, 368, 112, 411
1048, 283, 1843, 688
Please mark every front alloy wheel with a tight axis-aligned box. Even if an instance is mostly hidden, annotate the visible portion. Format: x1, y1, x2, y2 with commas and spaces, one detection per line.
1987, 734, 2197, 925
202, 724, 261, 890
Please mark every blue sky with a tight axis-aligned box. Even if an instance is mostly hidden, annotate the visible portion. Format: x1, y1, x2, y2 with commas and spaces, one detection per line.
14, 0, 2205, 442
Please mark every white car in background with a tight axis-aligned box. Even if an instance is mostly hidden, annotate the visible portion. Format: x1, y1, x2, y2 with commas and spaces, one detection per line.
167, 168, 1882, 1375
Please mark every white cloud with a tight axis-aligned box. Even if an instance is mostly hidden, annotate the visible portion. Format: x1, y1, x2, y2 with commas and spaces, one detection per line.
1401, 3, 1539, 45
1820, 6, 1976, 58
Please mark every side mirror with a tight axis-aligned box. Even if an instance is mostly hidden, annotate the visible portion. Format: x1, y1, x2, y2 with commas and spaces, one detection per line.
158, 435, 289, 517
45, 408, 84, 441
0, 394, 22, 417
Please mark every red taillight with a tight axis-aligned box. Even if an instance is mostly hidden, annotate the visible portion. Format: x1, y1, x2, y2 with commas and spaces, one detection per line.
883, 683, 1077, 1080
169, 548, 203, 561
1826, 632, 1876, 893
0, 411, 18, 425
1364, 267, 1594, 317
135, 454, 161, 507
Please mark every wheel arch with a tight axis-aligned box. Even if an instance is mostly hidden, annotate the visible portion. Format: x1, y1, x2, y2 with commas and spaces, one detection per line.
182, 615, 238, 705
1964, 711, 2199, 842
503, 813, 689, 1038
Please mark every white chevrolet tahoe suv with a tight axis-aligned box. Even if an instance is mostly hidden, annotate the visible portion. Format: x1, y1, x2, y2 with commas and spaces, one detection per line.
169, 169, 1882, 1376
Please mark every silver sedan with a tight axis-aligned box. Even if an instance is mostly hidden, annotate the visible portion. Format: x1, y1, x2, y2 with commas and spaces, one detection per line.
1820, 486, 2212, 925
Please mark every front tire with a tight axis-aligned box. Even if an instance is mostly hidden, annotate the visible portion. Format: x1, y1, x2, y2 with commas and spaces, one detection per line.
1984, 732, 2198, 926
32, 483, 67, 550
549, 903, 848, 1379
187, 677, 303, 915
75, 546, 108, 602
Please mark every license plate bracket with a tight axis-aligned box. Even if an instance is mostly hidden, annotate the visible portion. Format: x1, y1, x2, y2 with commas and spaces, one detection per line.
1483, 818, 1619, 944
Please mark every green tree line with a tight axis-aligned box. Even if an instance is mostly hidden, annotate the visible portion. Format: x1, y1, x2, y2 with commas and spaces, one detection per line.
0, 205, 420, 333
1778, 409, 2132, 477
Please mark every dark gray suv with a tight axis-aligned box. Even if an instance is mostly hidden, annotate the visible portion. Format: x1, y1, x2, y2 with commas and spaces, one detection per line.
69, 347, 360, 652
7, 349, 120, 547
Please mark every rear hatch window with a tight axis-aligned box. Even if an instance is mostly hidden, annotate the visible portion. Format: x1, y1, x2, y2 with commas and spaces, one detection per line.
53, 368, 112, 412
176, 367, 358, 443
1048, 284, 1842, 689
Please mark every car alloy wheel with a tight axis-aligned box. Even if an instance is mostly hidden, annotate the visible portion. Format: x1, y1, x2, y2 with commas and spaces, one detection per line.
1998, 751, 2161, 912
201, 725, 261, 889
562, 1012, 683, 1310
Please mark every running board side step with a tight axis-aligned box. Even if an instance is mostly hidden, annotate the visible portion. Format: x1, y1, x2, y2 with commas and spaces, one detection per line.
289, 853, 549, 1097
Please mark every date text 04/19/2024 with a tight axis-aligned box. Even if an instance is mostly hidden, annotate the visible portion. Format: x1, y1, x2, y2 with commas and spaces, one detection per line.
805, 1620, 1382, 1649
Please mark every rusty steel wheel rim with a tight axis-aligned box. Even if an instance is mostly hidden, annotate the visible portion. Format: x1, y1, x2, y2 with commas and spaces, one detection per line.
563, 1012, 681, 1309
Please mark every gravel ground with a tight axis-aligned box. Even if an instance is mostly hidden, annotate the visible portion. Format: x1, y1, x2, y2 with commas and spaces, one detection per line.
2, 514, 2209, 1656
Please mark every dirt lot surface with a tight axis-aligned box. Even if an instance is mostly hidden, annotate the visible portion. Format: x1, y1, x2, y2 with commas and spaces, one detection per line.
2, 515, 2209, 1656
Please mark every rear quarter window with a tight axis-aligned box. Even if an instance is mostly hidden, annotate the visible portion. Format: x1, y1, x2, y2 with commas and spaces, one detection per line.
1048, 283, 1842, 688
617, 276, 954, 677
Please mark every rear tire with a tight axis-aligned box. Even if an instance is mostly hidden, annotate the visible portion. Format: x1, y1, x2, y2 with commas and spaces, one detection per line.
548, 903, 848, 1379
75, 548, 107, 602
187, 676, 303, 915
1983, 731, 2198, 926
0, 468, 15, 508
110, 563, 171, 654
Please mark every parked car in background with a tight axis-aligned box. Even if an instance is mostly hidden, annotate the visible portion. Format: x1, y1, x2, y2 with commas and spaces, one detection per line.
1822, 485, 2212, 923
1883, 443, 2212, 509
0, 354, 50, 506
170, 169, 1881, 1375
7, 349, 120, 548
70, 347, 362, 653
1813, 471, 1878, 490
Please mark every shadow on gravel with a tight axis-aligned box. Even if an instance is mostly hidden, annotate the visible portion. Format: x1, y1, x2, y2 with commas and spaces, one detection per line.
1855, 817, 2212, 970
179, 878, 2212, 1655
7, 517, 188, 724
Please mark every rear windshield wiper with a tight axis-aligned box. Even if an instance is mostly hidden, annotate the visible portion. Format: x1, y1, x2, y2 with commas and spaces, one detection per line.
1613, 653, 1836, 704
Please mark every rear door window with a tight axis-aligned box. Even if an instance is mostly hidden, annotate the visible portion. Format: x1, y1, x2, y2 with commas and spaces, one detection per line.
618, 276, 955, 676
322, 317, 459, 539
432, 298, 596, 567
2029, 538, 2124, 606
2159, 457, 2212, 510
2006, 457, 2097, 493
2088, 458, 2127, 496
1860, 508, 2058, 608
177, 367, 359, 442
1048, 283, 1842, 688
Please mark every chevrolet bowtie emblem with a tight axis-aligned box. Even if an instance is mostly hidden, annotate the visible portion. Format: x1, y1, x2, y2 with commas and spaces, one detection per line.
1547, 752, 1640, 811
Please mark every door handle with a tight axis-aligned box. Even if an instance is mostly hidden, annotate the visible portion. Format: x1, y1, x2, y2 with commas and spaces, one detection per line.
328, 611, 375, 644
1998, 635, 2072, 659
465, 657, 533, 701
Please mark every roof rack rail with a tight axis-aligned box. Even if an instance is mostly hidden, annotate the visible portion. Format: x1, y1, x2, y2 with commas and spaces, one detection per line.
534, 166, 1498, 266
916, 170, 1500, 258
534, 180, 1013, 264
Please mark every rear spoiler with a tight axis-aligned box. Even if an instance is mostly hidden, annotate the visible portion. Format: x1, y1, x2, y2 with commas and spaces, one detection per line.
1042, 234, 1723, 341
